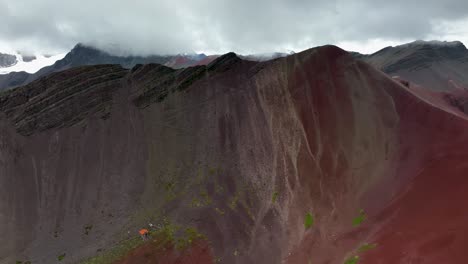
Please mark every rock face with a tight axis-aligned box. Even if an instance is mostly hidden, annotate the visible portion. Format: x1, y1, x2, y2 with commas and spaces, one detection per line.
357, 40, 468, 91
0, 53, 17, 68
1, 46, 468, 264
19, 54, 37, 63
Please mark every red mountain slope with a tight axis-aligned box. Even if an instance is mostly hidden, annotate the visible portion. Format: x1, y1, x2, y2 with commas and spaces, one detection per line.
1, 45, 468, 264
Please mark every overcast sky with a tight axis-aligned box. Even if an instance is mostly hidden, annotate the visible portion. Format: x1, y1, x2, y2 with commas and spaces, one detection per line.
1, 0, 468, 56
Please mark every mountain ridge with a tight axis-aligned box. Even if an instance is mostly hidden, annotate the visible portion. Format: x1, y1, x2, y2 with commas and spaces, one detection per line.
0, 44, 210, 91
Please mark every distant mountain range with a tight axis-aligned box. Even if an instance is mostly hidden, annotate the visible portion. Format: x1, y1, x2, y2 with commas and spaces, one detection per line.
0, 45, 295, 91
1, 40, 467, 92
0, 44, 215, 91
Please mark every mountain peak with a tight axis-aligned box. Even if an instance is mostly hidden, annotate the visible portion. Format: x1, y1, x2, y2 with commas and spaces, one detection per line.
206, 52, 241, 72
69, 43, 106, 56
396, 40, 467, 51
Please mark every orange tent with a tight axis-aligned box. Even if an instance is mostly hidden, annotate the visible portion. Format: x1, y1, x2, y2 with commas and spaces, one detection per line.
139, 229, 149, 235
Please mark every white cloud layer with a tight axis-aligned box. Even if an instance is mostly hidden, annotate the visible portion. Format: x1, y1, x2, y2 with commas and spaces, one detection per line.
0, 0, 468, 55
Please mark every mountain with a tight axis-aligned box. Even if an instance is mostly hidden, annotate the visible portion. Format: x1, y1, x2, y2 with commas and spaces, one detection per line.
0, 44, 211, 91
2, 46, 468, 263
0, 44, 301, 92
0, 52, 17, 68
356, 40, 468, 90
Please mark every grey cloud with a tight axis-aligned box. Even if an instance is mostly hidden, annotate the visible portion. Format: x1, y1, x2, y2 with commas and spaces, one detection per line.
0, 0, 467, 55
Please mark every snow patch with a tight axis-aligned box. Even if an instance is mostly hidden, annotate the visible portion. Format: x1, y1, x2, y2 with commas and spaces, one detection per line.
0, 53, 66, 74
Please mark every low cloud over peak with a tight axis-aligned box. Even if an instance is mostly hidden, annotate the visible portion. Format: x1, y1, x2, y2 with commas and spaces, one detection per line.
1, 0, 468, 55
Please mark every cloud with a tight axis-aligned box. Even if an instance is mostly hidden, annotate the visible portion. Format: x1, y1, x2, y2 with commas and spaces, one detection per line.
0, 0, 468, 55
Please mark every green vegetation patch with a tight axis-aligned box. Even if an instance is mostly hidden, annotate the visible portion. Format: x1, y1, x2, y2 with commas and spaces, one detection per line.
215, 207, 225, 215
228, 194, 239, 210
208, 167, 218, 175
215, 184, 224, 194
189, 188, 213, 208
342, 242, 376, 264
190, 197, 203, 208
175, 227, 206, 250
57, 254, 66, 261
163, 180, 178, 201
353, 209, 367, 227
199, 189, 212, 205
358, 243, 377, 253
272, 191, 279, 203
304, 212, 315, 229
154, 220, 178, 246
344, 255, 359, 264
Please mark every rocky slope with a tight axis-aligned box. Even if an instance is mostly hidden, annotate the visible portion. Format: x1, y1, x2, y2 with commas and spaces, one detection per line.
1, 46, 468, 264
357, 40, 468, 91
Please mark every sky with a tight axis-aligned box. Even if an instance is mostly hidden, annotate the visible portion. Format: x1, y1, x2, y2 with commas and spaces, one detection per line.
1, 0, 468, 56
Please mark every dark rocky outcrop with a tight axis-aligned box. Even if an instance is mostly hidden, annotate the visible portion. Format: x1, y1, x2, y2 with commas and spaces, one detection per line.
0, 65, 128, 135
21, 55, 37, 62
0, 53, 17, 68
444, 93, 468, 114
